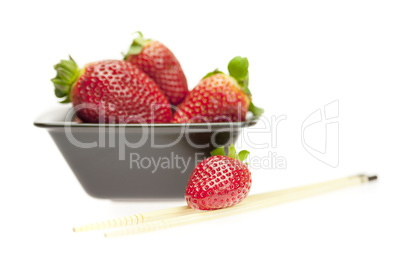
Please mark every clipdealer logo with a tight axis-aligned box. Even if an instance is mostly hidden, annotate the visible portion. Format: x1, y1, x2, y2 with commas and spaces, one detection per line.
61, 100, 340, 170
129, 152, 205, 174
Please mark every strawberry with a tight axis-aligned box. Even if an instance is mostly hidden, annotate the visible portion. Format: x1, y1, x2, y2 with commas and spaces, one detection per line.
185, 144, 252, 210
51, 58, 172, 123
171, 56, 264, 123
124, 32, 189, 105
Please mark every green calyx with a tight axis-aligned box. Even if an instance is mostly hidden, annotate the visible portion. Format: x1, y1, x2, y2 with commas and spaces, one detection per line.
203, 68, 224, 79
248, 101, 265, 117
211, 143, 250, 163
123, 31, 149, 60
228, 56, 264, 117
51, 56, 81, 103
228, 56, 249, 89
204, 56, 265, 117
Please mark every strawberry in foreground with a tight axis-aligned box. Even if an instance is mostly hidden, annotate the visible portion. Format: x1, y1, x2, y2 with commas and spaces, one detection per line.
52, 58, 172, 123
185, 144, 252, 210
124, 32, 189, 106
171, 56, 264, 123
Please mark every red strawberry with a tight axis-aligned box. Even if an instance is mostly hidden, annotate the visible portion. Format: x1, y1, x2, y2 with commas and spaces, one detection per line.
51, 58, 172, 123
185, 144, 252, 210
124, 32, 189, 105
171, 56, 264, 123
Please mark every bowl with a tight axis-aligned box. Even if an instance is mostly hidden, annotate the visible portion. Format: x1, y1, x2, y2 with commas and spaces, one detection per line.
34, 107, 258, 199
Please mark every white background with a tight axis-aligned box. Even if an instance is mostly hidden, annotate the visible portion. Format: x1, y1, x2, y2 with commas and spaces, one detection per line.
1, 0, 401, 267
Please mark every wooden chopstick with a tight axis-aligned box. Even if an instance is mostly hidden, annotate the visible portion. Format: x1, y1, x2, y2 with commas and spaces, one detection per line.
74, 174, 367, 232
73, 205, 191, 232
98, 174, 377, 237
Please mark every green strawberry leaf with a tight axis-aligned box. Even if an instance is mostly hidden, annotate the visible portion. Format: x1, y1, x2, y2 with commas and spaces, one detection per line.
203, 68, 224, 80
127, 45, 143, 56
228, 144, 238, 159
59, 96, 71, 103
211, 146, 226, 157
227, 56, 265, 117
133, 31, 143, 39
238, 150, 250, 162
54, 87, 67, 98
242, 84, 251, 95
202, 56, 265, 118
228, 56, 249, 81
210, 143, 250, 163
123, 31, 146, 60
249, 101, 265, 118
51, 56, 80, 103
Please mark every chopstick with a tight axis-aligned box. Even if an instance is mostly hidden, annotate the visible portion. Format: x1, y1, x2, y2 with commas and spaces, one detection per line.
74, 174, 366, 232
74, 174, 376, 237
73, 205, 191, 232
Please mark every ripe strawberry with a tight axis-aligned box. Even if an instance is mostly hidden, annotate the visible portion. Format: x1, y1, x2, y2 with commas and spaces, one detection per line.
171, 56, 264, 123
124, 32, 189, 105
185, 144, 252, 210
51, 58, 172, 123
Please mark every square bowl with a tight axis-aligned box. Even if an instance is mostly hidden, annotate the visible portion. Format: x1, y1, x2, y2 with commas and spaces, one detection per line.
34, 107, 258, 199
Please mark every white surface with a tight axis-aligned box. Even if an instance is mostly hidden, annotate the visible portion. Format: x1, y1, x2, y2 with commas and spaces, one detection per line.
1, 0, 401, 267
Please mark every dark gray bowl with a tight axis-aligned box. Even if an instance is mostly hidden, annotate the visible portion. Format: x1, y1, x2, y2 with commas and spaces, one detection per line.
34, 107, 258, 199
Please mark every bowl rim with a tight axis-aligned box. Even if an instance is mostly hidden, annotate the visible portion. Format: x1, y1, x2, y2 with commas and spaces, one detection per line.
34, 107, 259, 129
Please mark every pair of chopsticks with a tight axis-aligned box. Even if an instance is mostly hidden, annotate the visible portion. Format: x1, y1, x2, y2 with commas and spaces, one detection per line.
73, 174, 377, 238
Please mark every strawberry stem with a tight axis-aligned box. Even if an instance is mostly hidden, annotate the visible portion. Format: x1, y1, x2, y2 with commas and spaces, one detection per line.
51, 56, 81, 103
211, 143, 250, 162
